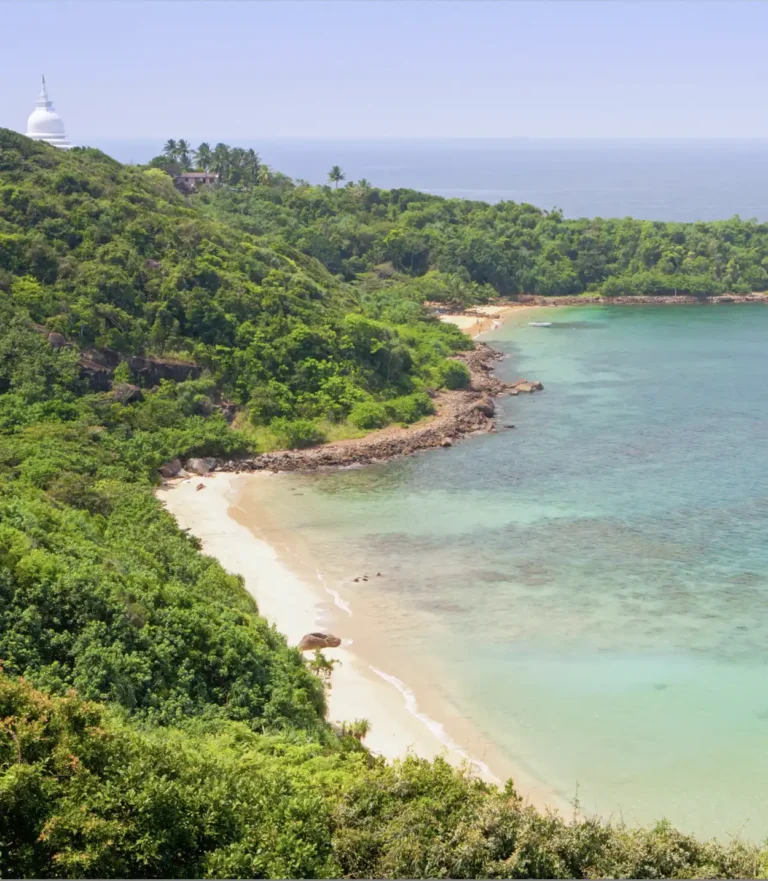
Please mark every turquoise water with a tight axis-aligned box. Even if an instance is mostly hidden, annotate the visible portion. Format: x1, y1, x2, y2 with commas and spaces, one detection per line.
256, 305, 768, 839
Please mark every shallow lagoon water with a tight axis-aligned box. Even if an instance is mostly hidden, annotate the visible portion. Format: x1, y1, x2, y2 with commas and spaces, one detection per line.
254, 305, 768, 838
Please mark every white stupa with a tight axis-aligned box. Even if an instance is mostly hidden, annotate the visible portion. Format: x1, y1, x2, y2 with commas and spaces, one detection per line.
25, 76, 71, 149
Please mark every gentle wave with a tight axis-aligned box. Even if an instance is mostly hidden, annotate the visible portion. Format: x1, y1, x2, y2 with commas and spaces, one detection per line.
370, 665, 499, 783
316, 570, 353, 616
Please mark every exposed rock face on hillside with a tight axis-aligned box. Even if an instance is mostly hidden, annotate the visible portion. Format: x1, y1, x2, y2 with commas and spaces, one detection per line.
78, 347, 202, 391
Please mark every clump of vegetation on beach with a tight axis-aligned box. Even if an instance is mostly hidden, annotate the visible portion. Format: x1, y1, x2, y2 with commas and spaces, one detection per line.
1, 129, 766, 877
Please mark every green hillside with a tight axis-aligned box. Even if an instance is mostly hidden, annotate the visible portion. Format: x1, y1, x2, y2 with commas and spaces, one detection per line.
199, 156, 768, 297
0, 131, 765, 877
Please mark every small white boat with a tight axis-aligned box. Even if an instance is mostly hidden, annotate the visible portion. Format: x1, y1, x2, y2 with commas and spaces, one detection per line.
528, 321, 552, 327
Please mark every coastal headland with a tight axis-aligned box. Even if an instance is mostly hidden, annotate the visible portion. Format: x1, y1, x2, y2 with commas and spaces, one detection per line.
171, 341, 543, 476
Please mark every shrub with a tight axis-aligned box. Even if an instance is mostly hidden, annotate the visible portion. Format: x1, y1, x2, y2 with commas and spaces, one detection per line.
385, 392, 435, 424
270, 417, 327, 449
112, 360, 133, 384
249, 381, 294, 425
349, 401, 390, 430
438, 359, 471, 390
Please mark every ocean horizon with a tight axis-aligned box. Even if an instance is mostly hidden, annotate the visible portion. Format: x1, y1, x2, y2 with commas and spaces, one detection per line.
86, 137, 768, 222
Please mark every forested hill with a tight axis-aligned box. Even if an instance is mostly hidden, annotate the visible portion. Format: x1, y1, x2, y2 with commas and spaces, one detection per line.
201, 170, 768, 297
0, 130, 765, 877
0, 128, 473, 446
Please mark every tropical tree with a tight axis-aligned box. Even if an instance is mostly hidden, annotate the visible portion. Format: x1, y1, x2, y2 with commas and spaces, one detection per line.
245, 148, 261, 187
194, 142, 212, 171
162, 139, 178, 160
358, 178, 372, 189
328, 165, 346, 189
211, 143, 231, 180
176, 139, 192, 169
257, 164, 272, 186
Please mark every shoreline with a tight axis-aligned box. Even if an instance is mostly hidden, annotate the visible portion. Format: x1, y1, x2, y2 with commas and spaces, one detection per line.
515, 292, 768, 307
201, 341, 543, 476
156, 470, 563, 814
437, 302, 535, 338
155, 304, 565, 813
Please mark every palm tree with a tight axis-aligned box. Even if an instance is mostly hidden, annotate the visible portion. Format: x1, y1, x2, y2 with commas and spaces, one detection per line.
228, 147, 247, 185
328, 165, 346, 189
257, 164, 272, 187
358, 178, 372, 189
341, 718, 371, 741
211, 143, 231, 182
245, 148, 260, 187
194, 142, 212, 171
176, 139, 192, 169
163, 139, 178, 160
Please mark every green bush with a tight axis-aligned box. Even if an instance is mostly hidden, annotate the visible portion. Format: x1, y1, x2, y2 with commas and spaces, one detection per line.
249, 380, 295, 425
385, 392, 435, 424
349, 401, 390, 430
438, 359, 471, 390
270, 417, 327, 449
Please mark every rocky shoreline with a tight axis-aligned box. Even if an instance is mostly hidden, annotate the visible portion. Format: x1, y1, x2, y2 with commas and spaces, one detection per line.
163, 344, 541, 477
516, 293, 768, 307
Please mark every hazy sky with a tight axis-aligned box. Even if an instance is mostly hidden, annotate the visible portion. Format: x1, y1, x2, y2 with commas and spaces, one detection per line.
2, 0, 767, 140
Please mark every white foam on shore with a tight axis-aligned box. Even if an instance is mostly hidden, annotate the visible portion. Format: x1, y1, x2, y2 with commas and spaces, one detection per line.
370, 665, 500, 783
317, 570, 353, 616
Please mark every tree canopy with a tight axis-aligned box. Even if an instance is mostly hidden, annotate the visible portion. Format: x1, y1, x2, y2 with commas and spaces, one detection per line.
0, 129, 765, 877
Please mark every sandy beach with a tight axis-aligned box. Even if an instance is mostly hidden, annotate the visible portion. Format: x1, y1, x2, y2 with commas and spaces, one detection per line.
157, 470, 561, 812
155, 305, 564, 814
158, 475, 497, 775
439, 303, 531, 337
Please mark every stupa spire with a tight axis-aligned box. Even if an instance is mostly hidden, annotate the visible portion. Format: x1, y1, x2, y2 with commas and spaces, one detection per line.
26, 76, 71, 149
37, 76, 50, 108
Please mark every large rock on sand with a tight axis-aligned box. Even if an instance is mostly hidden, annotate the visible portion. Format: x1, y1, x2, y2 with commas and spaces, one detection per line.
186, 457, 217, 475
297, 632, 342, 652
158, 458, 182, 479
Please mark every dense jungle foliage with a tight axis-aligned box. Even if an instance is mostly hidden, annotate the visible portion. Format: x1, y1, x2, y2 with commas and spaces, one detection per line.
0, 129, 472, 447
194, 154, 768, 298
1, 129, 767, 877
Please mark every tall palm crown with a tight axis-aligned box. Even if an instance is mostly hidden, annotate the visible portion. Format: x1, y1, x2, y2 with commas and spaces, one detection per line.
328, 165, 346, 189
194, 142, 212, 171
162, 139, 178, 159
211, 143, 230, 178
176, 139, 192, 169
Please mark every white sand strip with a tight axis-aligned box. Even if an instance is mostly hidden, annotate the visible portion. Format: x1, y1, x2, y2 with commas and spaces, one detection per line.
156, 473, 500, 778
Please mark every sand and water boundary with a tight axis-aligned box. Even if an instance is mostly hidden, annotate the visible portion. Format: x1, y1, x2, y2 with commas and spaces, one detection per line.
157, 305, 567, 813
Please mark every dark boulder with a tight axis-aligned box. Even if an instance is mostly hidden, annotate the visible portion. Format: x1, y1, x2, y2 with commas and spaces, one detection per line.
112, 383, 144, 404
158, 458, 182, 479
473, 397, 495, 417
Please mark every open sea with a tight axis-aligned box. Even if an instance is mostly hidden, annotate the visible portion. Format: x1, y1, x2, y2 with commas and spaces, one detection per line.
95, 138, 768, 221
247, 305, 768, 840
